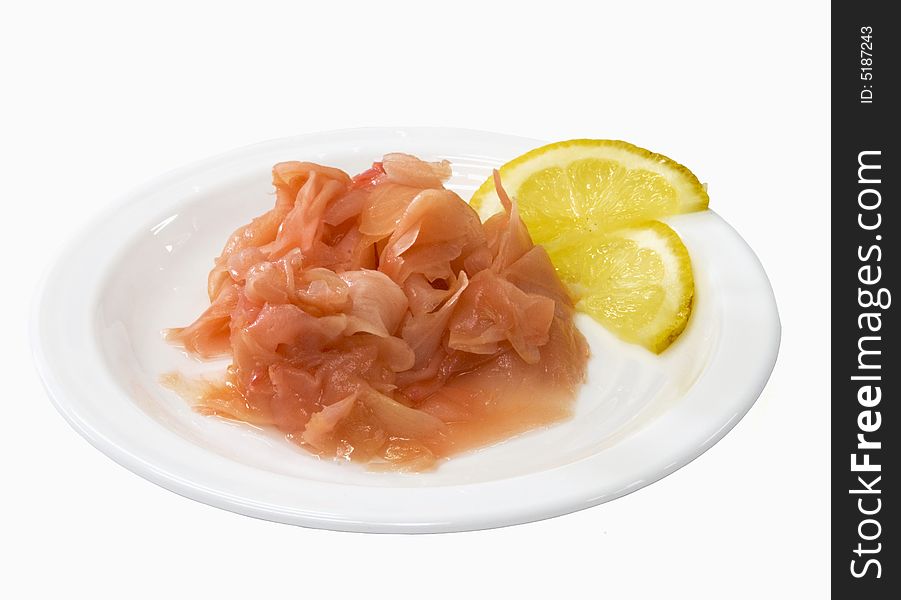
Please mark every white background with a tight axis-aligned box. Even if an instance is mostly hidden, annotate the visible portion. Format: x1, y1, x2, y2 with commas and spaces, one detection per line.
1, 1, 829, 598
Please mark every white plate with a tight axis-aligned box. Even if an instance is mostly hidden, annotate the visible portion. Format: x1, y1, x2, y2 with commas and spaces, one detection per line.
32, 128, 780, 533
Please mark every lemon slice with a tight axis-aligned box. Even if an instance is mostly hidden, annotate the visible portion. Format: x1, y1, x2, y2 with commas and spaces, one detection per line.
471, 139, 708, 238
549, 221, 694, 352
471, 139, 707, 352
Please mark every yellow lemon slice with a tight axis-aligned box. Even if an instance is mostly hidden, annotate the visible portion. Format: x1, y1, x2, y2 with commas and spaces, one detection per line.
548, 221, 694, 352
471, 139, 707, 352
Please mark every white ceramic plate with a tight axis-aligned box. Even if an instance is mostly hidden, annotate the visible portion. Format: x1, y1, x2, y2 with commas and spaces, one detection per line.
32, 128, 780, 533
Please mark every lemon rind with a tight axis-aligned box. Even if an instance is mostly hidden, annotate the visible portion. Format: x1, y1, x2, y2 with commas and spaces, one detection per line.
620, 221, 694, 352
